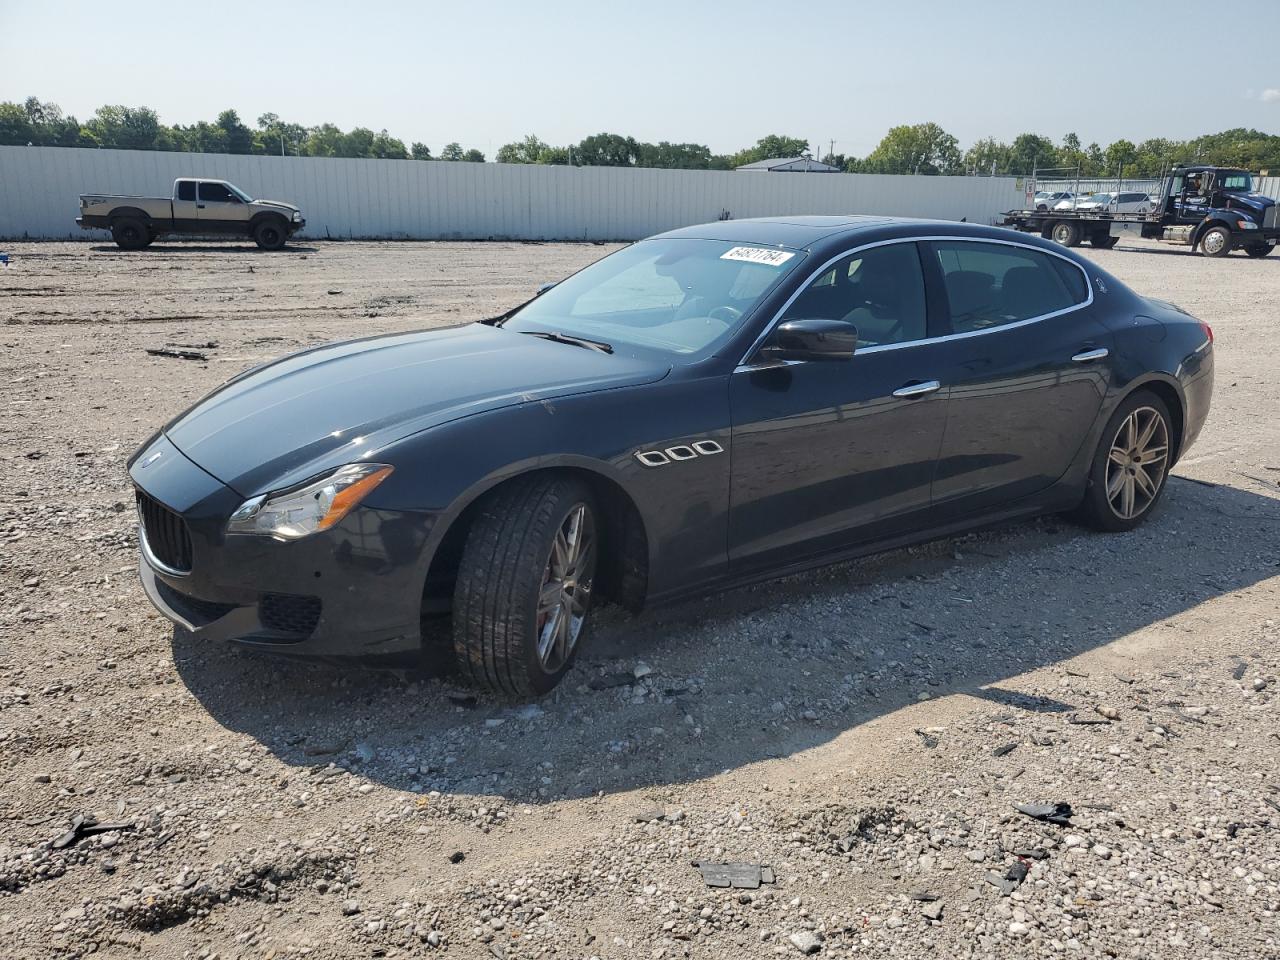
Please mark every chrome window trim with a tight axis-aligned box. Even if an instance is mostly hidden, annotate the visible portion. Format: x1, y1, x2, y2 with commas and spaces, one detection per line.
735, 234, 1095, 371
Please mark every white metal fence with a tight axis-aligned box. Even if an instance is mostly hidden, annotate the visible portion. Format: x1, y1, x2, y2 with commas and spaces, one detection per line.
0, 145, 1027, 242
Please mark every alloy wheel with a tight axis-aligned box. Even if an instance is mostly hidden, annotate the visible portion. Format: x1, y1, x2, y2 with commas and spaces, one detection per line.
1105, 406, 1169, 520
535, 503, 595, 672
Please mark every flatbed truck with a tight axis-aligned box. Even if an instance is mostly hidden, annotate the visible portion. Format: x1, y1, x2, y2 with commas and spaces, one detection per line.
1002, 165, 1279, 258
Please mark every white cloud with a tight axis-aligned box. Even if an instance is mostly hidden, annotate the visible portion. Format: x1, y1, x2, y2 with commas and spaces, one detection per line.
1261, 88, 1280, 102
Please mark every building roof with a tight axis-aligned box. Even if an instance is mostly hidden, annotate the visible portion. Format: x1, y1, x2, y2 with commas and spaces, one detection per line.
734, 156, 842, 173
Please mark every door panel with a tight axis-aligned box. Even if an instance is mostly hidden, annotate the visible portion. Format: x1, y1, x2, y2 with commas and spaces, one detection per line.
197, 182, 251, 231
728, 347, 950, 572
925, 239, 1111, 517
172, 181, 199, 231
728, 239, 949, 572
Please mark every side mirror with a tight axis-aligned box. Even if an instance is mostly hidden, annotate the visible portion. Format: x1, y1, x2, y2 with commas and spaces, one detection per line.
759, 318, 857, 363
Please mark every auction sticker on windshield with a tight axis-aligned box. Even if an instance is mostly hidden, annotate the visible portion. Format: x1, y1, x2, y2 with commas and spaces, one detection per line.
720, 246, 796, 266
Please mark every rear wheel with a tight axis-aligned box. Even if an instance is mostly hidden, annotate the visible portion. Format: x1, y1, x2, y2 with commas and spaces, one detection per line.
1245, 243, 1273, 258
1198, 225, 1232, 258
1051, 220, 1082, 247
1071, 391, 1173, 532
111, 217, 149, 250
253, 218, 288, 251
452, 475, 599, 697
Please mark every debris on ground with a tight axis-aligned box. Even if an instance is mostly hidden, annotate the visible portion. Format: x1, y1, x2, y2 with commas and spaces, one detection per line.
914, 728, 940, 748
788, 930, 823, 954
146, 347, 208, 361
693, 861, 776, 889
51, 814, 135, 850
986, 859, 1031, 896
1014, 801, 1073, 826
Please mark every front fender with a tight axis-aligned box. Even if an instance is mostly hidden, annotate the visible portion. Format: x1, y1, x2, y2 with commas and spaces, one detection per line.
367, 373, 734, 602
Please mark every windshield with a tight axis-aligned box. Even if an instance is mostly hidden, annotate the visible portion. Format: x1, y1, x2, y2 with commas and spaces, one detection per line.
227, 182, 254, 203
1218, 171, 1253, 192
503, 239, 805, 357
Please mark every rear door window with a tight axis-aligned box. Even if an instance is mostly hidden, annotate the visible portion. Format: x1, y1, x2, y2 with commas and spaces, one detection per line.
930, 241, 1087, 334
176, 181, 196, 201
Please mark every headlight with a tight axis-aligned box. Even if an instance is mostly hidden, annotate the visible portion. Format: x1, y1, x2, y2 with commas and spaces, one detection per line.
1237, 219, 1258, 230
292, 211, 303, 222
228, 463, 393, 540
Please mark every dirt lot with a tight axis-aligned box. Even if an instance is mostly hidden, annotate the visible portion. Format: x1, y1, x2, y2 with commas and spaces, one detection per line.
1, 237, 1278, 960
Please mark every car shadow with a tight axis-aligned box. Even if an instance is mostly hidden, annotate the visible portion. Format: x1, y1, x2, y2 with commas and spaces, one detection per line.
172, 476, 1280, 801
89, 244, 320, 254
1103, 243, 1277, 260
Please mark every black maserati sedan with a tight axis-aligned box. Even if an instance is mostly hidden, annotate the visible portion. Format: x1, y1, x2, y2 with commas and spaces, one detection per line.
130, 217, 1214, 696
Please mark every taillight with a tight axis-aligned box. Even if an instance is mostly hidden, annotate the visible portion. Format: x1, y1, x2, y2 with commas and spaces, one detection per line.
1200, 320, 1213, 345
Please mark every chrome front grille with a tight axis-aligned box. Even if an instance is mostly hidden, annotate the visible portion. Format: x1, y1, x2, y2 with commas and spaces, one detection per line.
136, 489, 193, 574
1265, 204, 1279, 230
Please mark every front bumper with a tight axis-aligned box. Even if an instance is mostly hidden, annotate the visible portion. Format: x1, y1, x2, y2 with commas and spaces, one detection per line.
131, 435, 434, 660
287, 217, 306, 235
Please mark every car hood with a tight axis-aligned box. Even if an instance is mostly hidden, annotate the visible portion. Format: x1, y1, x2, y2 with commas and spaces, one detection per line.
163, 323, 670, 496
1221, 192, 1274, 212
252, 199, 301, 214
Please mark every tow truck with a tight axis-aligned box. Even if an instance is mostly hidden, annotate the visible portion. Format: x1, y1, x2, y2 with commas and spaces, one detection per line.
1002, 165, 1279, 257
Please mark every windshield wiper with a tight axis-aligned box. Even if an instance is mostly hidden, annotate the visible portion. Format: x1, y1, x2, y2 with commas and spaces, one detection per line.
520, 330, 613, 354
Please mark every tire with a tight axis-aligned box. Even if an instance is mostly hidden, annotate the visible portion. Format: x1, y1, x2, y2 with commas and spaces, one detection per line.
1050, 220, 1082, 247
1198, 225, 1232, 258
1090, 233, 1119, 249
1245, 243, 1273, 258
1071, 390, 1174, 532
253, 218, 288, 251
111, 217, 149, 251
452, 475, 599, 697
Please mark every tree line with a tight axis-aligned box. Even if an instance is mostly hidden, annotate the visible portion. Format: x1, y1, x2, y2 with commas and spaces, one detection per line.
0, 98, 484, 163
5, 97, 1280, 178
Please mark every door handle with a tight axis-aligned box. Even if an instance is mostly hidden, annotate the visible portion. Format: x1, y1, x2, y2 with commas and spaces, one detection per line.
892, 380, 941, 398
1071, 347, 1109, 363
197, 204, 205, 209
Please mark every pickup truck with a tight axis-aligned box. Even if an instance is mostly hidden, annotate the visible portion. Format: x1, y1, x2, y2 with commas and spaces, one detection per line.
77, 178, 305, 250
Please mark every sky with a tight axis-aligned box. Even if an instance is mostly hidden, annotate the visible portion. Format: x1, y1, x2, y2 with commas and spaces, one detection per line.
2, 0, 1278, 158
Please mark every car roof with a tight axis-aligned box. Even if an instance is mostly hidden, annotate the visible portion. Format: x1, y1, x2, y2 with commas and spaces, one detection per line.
651, 215, 895, 249
648, 215, 1033, 253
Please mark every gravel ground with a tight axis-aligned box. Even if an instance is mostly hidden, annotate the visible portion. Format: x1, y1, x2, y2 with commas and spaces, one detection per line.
1, 236, 1278, 960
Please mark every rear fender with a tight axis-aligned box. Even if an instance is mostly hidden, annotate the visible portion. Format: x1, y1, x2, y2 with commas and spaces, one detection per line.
108, 206, 153, 224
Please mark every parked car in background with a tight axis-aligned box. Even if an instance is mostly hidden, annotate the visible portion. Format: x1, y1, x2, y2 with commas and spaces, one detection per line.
129, 216, 1214, 696
1056, 192, 1110, 212
1034, 191, 1074, 211
78, 178, 305, 250
1110, 192, 1152, 214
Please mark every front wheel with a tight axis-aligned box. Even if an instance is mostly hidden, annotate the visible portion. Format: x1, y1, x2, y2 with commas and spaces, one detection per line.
1071, 391, 1173, 532
1199, 225, 1232, 258
1245, 243, 1273, 258
453, 475, 599, 697
253, 219, 288, 251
